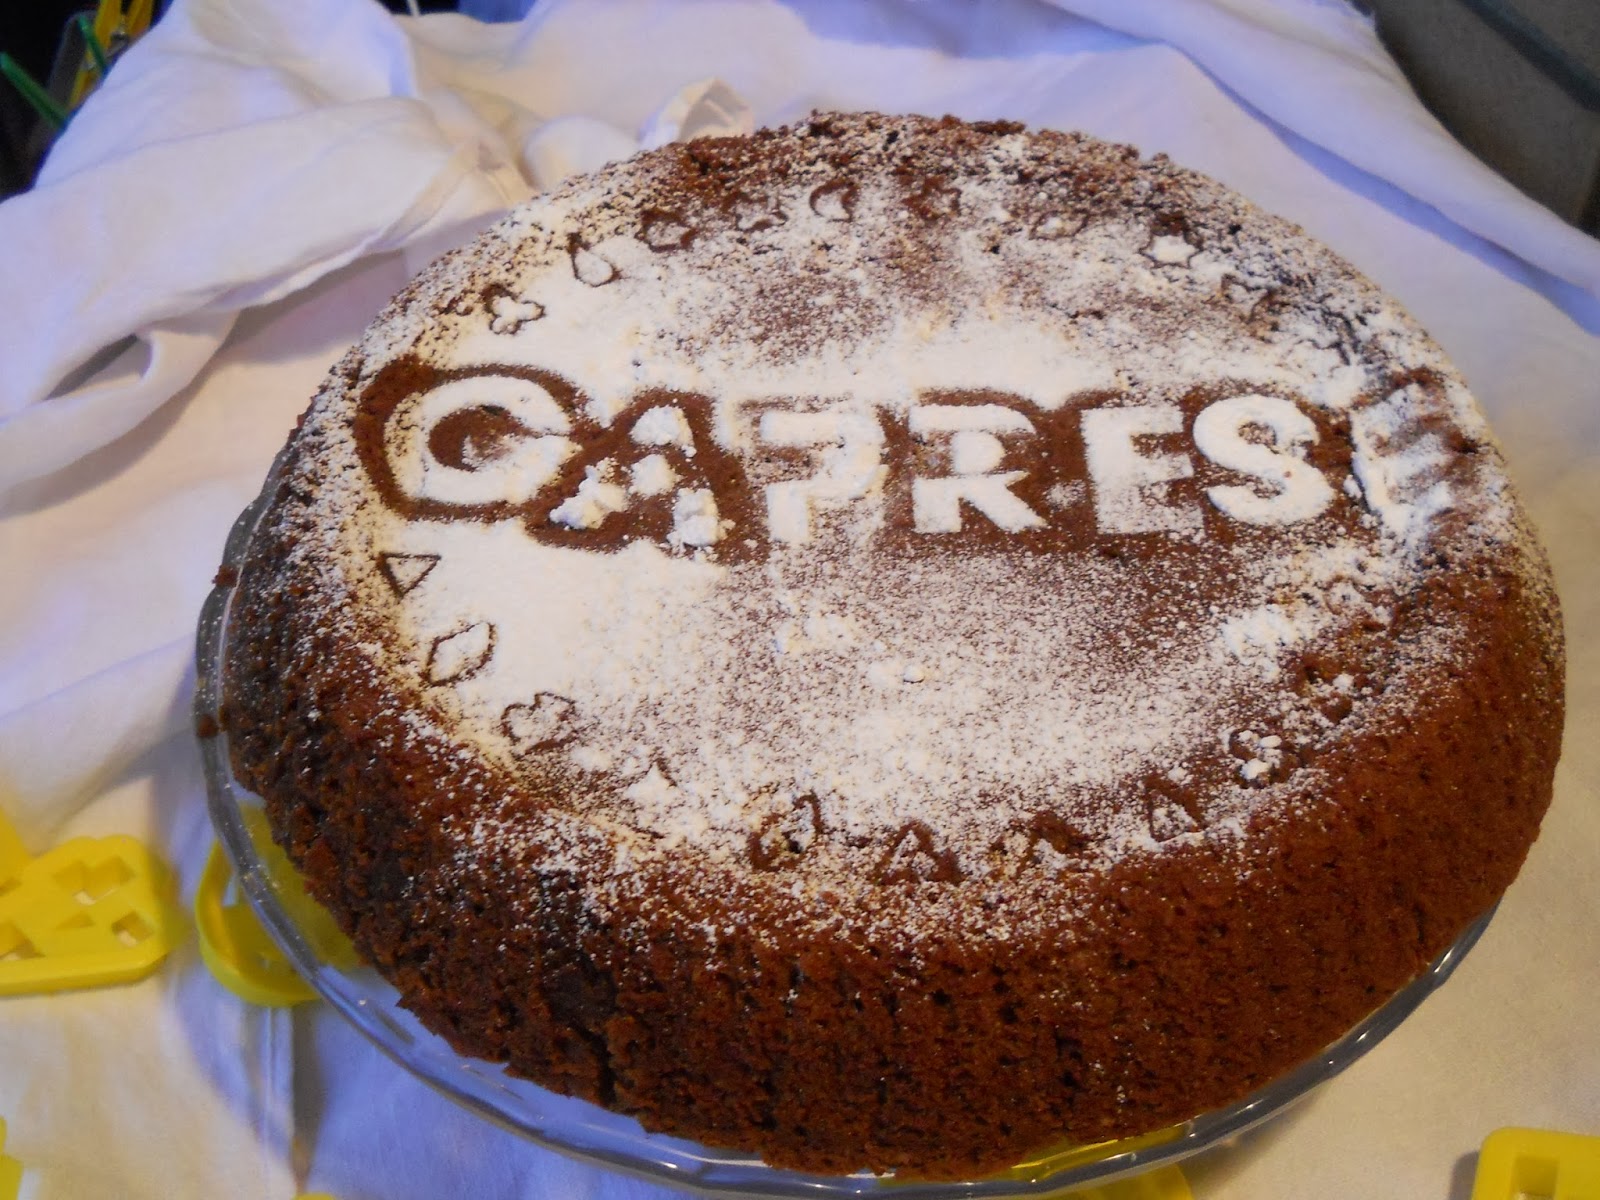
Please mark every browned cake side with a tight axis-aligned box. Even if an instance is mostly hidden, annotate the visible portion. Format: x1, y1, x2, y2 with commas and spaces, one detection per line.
217, 113, 1565, 1179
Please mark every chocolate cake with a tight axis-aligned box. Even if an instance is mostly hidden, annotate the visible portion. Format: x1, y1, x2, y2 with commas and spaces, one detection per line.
215, 113, 1564, 1179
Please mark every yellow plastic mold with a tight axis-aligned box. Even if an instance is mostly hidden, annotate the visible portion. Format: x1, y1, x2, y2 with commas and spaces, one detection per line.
1056, 1165, 1191, 1200
194, 806, 357, 1007
0, 1117, 21, 1200
0, 808, 182, 996
883, 1127, 1190, 1196
998, 1124, 1185, 1186
1472, 1127, 1600, 1200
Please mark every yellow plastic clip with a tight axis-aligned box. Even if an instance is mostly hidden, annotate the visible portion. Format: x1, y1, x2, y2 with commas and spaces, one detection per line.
882, 1127, 1189, 1195
194, 807, 357, 1007
1472, 1127, 1600, 1200
996, 1123, 1188, 1192
126, 0, 155, 38
0, 808, 182, 996
0, 817, 27, 890
89, 0, 122, 52
0, 1117, 22, 1200
1057, 1165, 1191, 1200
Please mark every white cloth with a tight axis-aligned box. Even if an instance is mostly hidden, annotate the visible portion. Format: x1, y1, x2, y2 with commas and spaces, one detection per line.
1053, 0, 1600, 299
0, 1, 1596, 1198
0, 7, 753, 497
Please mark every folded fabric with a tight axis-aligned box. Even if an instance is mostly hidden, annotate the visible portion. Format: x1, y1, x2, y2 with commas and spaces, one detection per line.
1048, 0, 1600, 298
0, 638, 191, 848
0, 0, 525, 493
0, 0, 764, 499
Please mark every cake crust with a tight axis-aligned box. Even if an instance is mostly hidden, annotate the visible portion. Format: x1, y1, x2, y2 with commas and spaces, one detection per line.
218, 113, 1564, 1179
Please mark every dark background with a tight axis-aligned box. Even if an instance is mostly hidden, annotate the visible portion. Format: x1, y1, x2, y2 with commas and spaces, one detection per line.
4, 0, 1598, 235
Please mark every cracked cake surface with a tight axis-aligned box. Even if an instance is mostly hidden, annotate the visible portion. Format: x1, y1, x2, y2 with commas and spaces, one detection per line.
218, 113, 1564, 1179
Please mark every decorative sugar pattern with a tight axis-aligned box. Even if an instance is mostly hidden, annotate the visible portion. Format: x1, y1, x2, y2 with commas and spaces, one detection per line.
378, 551, 438, 596
272, 113, 1531, 893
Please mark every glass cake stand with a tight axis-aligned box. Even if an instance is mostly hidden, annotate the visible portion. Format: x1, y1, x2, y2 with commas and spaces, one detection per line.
195, 472, 1497, 1198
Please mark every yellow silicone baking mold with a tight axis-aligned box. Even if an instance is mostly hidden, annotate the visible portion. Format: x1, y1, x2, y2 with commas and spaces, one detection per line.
1057, 1165, 1190, 1200
2, 1116, 336, 1200
195, 837, 315, 1006
0, 1117, 21, 1200
194, 805, 357, 1007
1472, 1127, 1600, 1200
0, 807, 181, 996
987, 1126, 1190, 1197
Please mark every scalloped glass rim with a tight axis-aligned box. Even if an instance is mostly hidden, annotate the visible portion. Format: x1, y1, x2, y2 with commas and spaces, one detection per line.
195, 453, 1495, 1198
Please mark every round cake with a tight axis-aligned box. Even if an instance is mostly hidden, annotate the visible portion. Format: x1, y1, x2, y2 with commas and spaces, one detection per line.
216, 113, 1564, 1179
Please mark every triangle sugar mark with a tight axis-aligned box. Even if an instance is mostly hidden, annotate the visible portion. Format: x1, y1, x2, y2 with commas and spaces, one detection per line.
379, 552, 441, 597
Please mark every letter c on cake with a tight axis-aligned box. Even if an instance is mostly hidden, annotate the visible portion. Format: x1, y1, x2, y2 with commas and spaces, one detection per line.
357, 362, 589, 523
389, 375, 575, 508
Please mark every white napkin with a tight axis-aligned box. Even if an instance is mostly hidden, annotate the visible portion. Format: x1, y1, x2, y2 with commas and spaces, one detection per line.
0, 4, 518, 493
1048, 0, 1600, 299
0, 0, 762, 502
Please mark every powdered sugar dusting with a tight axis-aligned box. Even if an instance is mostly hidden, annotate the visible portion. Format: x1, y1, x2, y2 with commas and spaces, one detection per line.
264, 114, 1539, 931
